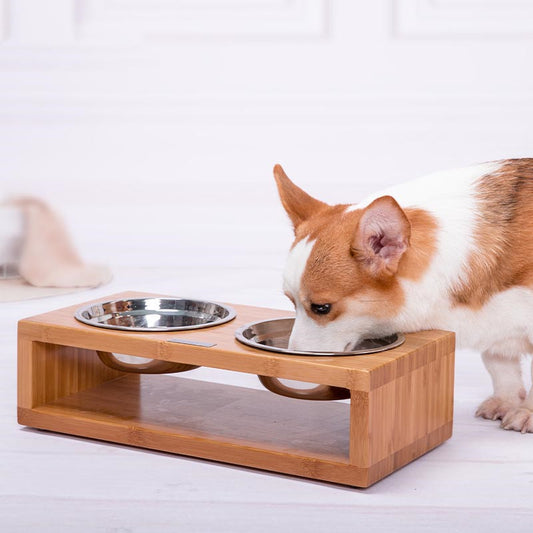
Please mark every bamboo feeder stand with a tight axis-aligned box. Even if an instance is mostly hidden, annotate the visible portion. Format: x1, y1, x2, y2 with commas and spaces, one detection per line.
18, 291, 455, 487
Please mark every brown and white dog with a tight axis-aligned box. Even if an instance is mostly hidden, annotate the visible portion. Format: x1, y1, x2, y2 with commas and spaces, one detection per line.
274, 160, 533, 433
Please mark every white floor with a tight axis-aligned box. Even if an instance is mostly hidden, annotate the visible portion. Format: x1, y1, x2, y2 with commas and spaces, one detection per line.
2, 266, 533, 533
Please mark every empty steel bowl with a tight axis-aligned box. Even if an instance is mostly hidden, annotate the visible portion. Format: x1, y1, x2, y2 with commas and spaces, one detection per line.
75, 297, 236, 332
235, 317, 405, 356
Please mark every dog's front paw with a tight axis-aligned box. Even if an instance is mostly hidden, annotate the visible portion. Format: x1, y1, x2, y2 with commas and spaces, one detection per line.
475, 396, 517, 421
501, 407, 533, 433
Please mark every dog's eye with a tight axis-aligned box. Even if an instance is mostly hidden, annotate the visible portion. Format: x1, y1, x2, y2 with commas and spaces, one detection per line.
310, 303, 331, 315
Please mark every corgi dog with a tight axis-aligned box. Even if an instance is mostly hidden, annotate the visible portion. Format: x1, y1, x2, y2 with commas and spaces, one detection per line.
274, 160, 533, 433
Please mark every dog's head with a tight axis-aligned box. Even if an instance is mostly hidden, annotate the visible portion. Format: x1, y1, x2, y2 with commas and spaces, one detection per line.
274, 164, 412, 352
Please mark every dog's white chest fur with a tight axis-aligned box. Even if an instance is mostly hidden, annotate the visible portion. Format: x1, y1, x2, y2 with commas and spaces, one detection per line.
397, 283, 533, 356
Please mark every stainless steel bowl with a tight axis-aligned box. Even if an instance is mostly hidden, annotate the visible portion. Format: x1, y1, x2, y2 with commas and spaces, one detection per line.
235, 317, 405, 356
75, 297, 236, 332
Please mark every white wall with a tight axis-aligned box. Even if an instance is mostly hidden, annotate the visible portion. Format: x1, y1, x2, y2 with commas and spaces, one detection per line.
1, 0, 533, 273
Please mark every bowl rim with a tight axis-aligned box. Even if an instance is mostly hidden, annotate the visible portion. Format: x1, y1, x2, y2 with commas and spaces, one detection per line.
74, 296, 237, 332
234, 317, 405, 356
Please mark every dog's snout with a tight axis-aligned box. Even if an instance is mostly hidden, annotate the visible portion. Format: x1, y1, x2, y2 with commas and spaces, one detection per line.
287, 334, 309, 352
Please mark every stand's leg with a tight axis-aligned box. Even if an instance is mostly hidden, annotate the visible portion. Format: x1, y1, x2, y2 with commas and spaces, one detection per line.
349, 390, 371, 469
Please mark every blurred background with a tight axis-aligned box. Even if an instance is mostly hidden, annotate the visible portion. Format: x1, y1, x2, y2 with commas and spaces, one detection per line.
3, 4, 533, 529
2, 0, 533, 305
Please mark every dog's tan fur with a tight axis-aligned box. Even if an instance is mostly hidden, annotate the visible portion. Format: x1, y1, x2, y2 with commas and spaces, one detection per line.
452, 159, 533, 308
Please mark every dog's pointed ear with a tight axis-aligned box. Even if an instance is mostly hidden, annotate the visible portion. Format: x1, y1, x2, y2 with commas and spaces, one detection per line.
351, 196, 411, 278
273, 164, 327, 230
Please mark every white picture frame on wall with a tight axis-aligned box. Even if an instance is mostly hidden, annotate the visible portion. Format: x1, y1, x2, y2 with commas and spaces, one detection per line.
394, 0, 533, 38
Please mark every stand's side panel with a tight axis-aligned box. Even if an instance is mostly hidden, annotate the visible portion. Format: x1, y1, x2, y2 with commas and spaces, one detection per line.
18, 334, 124, 413
368, 347, 454, 484
349, 336, 455, 485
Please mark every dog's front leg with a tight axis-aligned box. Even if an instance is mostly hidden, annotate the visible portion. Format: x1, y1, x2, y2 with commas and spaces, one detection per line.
475, 352, 525, 423
501, 358, 533, 434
